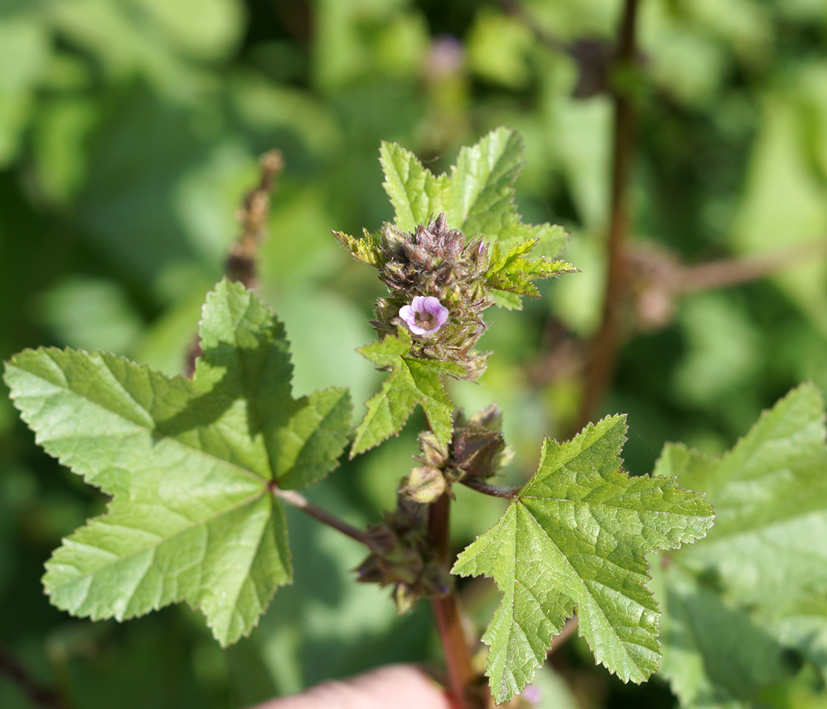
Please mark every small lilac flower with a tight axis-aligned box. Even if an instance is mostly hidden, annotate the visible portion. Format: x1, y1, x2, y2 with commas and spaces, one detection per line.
521, 685, 541, 705
399, 296, 449, 335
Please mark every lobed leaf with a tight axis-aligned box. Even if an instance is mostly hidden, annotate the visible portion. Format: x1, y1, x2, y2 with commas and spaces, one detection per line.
380, 141, 448, 232
486, 238, 576, 299
654, 383, 827, 705
379, 127, 571, 308
3, 279, 352, 645
453, 415, 714, 703
350, 328, 464, 458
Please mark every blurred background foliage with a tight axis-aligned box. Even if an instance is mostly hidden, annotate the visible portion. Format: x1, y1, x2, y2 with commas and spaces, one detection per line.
1, 0, 826, 707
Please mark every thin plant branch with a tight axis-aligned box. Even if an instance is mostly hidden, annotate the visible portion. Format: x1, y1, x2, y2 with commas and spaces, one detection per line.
270, 484, 371, 547
226, 150, 284, 289
574, 0, 641, 434
460, 477, 519, 499
628, 237, 827, 329
676, 239, 827, 293
0, 644, 65, 709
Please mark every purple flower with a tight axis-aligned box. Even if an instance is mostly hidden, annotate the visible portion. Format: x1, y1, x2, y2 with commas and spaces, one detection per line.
399, 296, 449, 335
521, 685, 541, 705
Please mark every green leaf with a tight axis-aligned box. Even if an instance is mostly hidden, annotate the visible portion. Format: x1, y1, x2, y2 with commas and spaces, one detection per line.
330, 228, 387, 268
486, 238, 577, 298
3, 279, 352, 646
378, 127, 571, 306
653, 565, 792, 709
653, 383, 827, 705
452, 415, 714, 703
350, 328, 464, 458
379, 140, 448, 232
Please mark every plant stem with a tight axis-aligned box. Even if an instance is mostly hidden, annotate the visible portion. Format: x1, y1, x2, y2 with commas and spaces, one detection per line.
226, 150, 284, 289
677, 239, 827, 293
574, 0, 641, 434
460, 477, 519, 499
429, 494, 477, 709
270, 485, 371, 547
0, 644, 64, 709
185, 150, 284, 378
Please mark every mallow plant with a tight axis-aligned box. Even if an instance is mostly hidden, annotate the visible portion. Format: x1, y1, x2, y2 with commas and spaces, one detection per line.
5, 128, 827, 708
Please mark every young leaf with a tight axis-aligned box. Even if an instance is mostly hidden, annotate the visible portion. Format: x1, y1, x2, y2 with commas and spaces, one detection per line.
653, 383, 827, 705
3, 279, 352, 646
330, 228, 387, 268
380, 140, 448, 232
452, 415, 714, 703
351, 328, 464, 458
486, 239, 576, 298
378, 127, 571, 308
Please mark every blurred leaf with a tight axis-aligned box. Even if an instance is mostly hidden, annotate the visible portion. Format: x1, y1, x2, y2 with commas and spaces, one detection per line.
134, 0, 244, 61
173, 140, 257, 264
467, 9, 533, 88
313, 0, 421, 90
32, 98, 98, 203
547, 96, 612, 229
48, 0, 201, 92
732, 91, 827, 338
37, 276, 143, 353
655, 565, 792, 708
654, 384, 827, 705
229, 74, 343, 159
269, 285, 377, 412
75, 86, 221, 282
0, 15, 51, 165
672, 293, 762, 407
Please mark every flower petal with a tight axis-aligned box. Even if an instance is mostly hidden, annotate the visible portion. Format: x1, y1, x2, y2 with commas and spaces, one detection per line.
399, 305, 415, 322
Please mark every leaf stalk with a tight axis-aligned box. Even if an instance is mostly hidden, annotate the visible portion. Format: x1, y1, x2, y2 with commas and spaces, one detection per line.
270, 485, 371, 547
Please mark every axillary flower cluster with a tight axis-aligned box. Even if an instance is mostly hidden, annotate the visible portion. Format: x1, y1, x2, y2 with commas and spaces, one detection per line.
338, 213, 497, 380
333, 209, 570, 609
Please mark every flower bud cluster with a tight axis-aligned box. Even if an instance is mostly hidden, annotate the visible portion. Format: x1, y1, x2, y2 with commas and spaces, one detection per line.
372, 213, 496, 380
355, 497, 451, 613
401, 404, 511, 504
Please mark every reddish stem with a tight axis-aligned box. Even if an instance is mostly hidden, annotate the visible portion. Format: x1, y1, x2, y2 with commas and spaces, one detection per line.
574, 0, 641, 433
429, 494, 477, 709
460, 478, 519, 499
270, 485, 371, 547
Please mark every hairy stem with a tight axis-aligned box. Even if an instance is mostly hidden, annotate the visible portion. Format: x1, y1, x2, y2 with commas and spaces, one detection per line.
574, 0, 641, 433
270, 485, 370, 547
429, 494, 478, 709
460, 477, 519, 499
